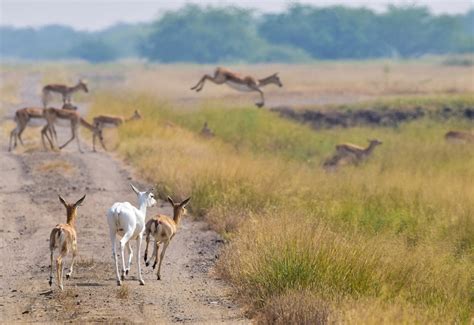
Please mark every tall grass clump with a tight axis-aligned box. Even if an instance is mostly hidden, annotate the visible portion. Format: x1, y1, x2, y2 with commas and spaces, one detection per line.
90, 91, 473, 323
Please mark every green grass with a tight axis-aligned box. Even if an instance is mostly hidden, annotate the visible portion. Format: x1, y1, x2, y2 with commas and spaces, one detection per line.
90, 91, 473, 323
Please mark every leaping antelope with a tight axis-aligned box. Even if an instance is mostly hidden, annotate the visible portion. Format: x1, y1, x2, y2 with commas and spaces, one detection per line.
107, 184, 156, 286
42, 107, 105, 153
42, 80, 88, 108
190, 67, 283, 107
144, 196, 191, 280
49, 195, 86, 290
445, 130, 474, 143
324, 139, 382, 169
8, 107, 55, 151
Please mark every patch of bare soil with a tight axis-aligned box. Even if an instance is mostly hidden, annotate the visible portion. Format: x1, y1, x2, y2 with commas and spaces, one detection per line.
0, 74, 247, 324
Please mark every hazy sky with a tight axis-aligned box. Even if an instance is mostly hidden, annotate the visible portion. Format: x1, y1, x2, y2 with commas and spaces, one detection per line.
1, 0, 473, 31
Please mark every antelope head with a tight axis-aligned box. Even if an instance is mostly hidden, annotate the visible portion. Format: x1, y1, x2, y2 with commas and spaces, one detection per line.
130, 184, 156, 208
167, 196, 191, 223
78, 79, 89, 93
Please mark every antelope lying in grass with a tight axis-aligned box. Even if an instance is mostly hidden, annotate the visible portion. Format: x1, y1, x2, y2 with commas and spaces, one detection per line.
42, 80, 88, 108
42, 107, 105, 153
445, 130, 474, 143
190, 67, 283, 107
107, 184, 156, 286
200, 121, 215, 138
324, 139, 382, 169
144, 196, 191, 280
49, 195, 86, 290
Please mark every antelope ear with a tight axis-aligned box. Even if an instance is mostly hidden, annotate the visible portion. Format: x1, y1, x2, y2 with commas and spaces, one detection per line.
147, 188, 154, 194
130, 184, 140, 195
180, 197, 191, 207
167, 196, 175, 206
58, 195, 68, 207
74, 194, 86, 206
274, 72, 279, 76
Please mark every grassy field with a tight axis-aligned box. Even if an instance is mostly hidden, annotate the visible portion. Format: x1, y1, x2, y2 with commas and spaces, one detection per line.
2, 58, 473, 323
89, 89, 473, 323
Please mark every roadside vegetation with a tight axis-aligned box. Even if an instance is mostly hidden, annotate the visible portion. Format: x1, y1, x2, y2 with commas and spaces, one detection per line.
89, 89, 473, 323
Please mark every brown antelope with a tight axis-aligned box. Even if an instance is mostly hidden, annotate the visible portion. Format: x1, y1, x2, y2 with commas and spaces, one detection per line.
190, 67, 283, 107
49, 195, 86, 290
42, 107, 105, 153
8, 107, 55, 151
93, 110, 141, 129
200, 121, 215, 138
144, 196, 191, 280
324, 139, 382, 169
445, 130, 474, 143
42, 80, 88, 108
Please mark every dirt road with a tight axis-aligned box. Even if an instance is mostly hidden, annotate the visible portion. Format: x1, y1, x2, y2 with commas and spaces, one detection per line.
0, 74, 246, 323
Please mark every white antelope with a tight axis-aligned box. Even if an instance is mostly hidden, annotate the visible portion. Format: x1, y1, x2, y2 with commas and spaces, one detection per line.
144, 196, 191, 280
324, 139, 382, 169
49, 195, 86, 290
190, 67, 283, 107
42, 80, 88, 108
107, 184, 156, 286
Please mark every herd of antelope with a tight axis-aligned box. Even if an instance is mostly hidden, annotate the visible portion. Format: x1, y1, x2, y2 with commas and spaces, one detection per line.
7, 68, 473, 290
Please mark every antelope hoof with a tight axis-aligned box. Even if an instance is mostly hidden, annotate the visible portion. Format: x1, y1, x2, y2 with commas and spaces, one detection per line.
48, 279, 52, 286
117, 280, 122, 286
145, 261, 150, 267
125, 269, 129, 276
66, 274, 70, 280
139, 279, 145, 286
59, 284, 64, 291
152, 263, 157, 270
121, 274, 125, 281
157, 274, 161, 280
256, 102, 264, 108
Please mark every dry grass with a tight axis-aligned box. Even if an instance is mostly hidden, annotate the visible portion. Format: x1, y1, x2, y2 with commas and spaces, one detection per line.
88, 89, 473, 322
257, 290, 330, 325
54, 288, 79, 313
116, 285, 130, 300
75, 256, 94, 268
36, 160, 76, 175
115, 58, 474, 106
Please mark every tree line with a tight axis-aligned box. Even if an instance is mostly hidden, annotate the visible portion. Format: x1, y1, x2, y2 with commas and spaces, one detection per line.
1, 4, 473, 63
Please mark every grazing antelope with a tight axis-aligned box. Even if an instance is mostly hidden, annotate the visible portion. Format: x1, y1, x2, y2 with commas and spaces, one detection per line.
49, 195, 86, 290
144, 196, 191, 280
445, 130, 474, 143
92, 110, 141, 129
42, 80, 88, 108
200, 121, 214, 138
324, 139, 382, 169
42, 107, 105, 153
107, 184, 156, 286
8, 107, 55, 151
190, 67, 283, 107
